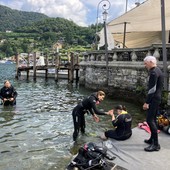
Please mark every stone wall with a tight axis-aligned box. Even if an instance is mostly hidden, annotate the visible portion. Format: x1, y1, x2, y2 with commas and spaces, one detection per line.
79, 61, 166, 105
79, 61, 146, 88
79, 45, 170, 105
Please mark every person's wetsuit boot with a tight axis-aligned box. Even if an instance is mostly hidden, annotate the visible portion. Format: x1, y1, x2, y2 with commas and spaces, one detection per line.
144, 132, 154, 144
81, 128, 85, 134
144, 133, 160, 152
144, 139, 152, 144
73, 130, 79, 141
144, 143, 160, 152
80, 115, 85, 134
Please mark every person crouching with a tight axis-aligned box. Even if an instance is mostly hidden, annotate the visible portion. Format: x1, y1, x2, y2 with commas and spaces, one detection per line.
101, 105, 132, 140
72, 90, 109, 141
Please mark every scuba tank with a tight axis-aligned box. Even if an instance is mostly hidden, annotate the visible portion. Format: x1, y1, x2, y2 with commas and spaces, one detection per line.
66, 142, 115, 170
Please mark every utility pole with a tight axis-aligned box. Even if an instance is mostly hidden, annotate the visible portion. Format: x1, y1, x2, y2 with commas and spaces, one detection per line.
161, 0, 168, 90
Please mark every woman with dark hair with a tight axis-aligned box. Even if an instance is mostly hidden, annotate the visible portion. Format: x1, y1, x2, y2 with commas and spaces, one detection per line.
72, 90, 109, 141
101, 105, 132, 140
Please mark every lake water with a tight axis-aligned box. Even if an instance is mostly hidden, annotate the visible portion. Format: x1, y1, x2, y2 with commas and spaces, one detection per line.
0, 63, 145, 170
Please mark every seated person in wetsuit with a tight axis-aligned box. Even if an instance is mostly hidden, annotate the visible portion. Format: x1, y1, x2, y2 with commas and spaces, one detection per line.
101, 105, 132, 140
72, 90, 109, 141
0, 80, 18, 106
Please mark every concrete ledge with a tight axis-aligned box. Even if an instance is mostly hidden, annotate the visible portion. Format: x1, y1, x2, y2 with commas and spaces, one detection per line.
102, 127, 170, 170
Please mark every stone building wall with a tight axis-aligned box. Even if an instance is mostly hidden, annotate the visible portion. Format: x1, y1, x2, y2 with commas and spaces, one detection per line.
79, 60, 164, 105
80, 62, 139, 87
80, 62, 148, 89
78, 45, 170, 105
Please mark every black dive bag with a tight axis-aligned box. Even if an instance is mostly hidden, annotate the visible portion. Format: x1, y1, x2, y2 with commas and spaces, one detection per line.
66, 142, 114, 170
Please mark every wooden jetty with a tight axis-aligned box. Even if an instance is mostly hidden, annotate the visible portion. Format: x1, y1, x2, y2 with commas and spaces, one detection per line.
15, 52, 79, 82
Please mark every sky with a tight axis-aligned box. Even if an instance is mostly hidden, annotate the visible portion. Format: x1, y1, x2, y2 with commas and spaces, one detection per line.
0, 0, 146, 27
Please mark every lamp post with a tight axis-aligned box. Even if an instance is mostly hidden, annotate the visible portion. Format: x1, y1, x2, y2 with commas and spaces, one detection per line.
102, 10, 109, 85
160, 0, 168, 91
95, 0, 111, 50
125, 0, 128, 12
102, 1, 110, 86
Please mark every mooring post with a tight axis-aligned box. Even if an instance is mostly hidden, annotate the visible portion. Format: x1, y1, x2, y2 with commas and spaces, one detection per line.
15, 53, 19, 79
45, 53, 48, 79
33, 52, 36, 80
68, 52, 74, 83
55, 52, 59, 81
75, 69, 79, 83
75, 53, 79, 82
26, 53, 30, 79
52, 53, 55, 65
45, 53, 49, 66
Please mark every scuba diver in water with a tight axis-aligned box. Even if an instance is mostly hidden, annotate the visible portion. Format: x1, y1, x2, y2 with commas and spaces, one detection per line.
72, 90, 109, 141
0, 80, 18, 106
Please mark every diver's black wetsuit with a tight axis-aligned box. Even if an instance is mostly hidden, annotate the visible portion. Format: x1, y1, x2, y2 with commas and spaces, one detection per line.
72, 92, 106, 141
0, 85, 17, 106
146, 66, 163, 145
105, 113, 132, 140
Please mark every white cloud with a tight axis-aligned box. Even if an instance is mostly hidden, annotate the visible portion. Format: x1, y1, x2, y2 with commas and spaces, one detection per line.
23, 0, 88, 26
0, 0, 88, 26
0, 0, 23, 10
0, 0, 146, 26
80, 0, 146, 22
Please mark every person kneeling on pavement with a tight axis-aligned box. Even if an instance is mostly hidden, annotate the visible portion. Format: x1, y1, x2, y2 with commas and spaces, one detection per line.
101, 105, 132, 140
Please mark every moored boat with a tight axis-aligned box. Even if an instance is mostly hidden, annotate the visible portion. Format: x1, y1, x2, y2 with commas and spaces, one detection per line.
0, 59, 14, 64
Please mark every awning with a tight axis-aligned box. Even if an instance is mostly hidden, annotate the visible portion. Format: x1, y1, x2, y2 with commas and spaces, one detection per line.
106, 0, 170, 48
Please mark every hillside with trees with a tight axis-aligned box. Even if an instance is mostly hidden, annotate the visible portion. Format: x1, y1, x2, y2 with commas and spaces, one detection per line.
15, 17, 97, 46
0, 4, 49, 32
0, 5, 103, 59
